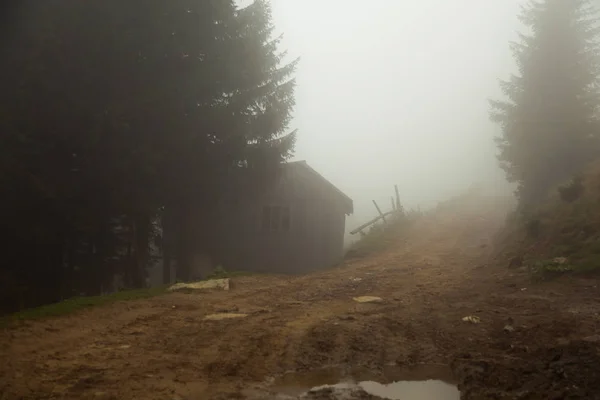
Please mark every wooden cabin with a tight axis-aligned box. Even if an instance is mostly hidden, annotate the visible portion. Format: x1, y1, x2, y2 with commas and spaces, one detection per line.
212, 160, 353, 274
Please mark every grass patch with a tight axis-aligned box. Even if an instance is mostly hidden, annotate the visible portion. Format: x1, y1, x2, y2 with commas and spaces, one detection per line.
528, 256, 600, 281
1, 285, 169, 327
573, 257, 600, 274
345, 224, 399, 259
2, 267, 252, 327
528, 259, 575, 281
497, 162, 600, 277
345, 211, 420, 260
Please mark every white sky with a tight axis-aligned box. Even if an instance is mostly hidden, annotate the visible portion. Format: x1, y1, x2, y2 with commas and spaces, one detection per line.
266, 0, 523, 230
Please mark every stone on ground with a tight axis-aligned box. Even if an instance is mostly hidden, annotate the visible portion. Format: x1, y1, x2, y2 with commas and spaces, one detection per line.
352, 296, 383, 303
203, 313, 248, 321
168, 278, 230, 292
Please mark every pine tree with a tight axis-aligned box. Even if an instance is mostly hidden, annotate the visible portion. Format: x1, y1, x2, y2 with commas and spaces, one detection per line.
234, 0, 298, 168
0, 0, 298, 306
162, 0, 299, 280
490, 0, 600, 206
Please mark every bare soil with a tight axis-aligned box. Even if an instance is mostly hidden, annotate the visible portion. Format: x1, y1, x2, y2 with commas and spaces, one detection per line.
2, 197, 600, 399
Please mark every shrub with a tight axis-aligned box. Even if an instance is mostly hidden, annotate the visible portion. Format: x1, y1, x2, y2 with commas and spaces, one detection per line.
529, 258, 574, 281
345, 209, 420, 260
558, 176, 584, 203
525, 218, 541, 238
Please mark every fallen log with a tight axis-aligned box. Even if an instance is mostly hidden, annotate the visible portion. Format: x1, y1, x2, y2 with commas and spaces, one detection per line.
350, 211, 396, 235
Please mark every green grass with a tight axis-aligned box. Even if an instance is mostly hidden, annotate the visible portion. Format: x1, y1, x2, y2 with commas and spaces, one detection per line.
527, 256, 600, 281
1, 267, 253, 327
1, 285, 169, 327
502, 164, 600, 281
528, 259, 575, 281
345, 213, 416, 260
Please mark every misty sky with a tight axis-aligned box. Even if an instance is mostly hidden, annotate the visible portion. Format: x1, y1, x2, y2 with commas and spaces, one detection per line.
267, 0, 523, 231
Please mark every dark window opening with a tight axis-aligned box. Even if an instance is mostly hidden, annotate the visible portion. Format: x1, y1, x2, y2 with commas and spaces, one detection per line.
261, 205, 291, 232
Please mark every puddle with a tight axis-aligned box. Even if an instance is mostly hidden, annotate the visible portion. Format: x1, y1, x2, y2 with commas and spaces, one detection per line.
272, 364, 459, 399
359, 380, 458, 399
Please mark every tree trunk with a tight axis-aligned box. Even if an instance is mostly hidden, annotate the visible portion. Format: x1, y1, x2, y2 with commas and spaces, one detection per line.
161, 209, 172, 284
163, 246, 171, 284
63, 235, 73, 300
132, 214, 150, 288
175, 207, 193, 282
41, 232, 66, 304
125, 220, 133, 287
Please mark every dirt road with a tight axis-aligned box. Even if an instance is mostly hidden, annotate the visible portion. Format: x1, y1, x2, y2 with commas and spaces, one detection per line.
2, 197, 600, 399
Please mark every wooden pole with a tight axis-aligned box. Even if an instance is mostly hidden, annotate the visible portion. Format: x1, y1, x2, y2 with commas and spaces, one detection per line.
350, 211, 396, 234
394, 185, 401, 210
372, 200, 387, 223
391, 197, 396, 211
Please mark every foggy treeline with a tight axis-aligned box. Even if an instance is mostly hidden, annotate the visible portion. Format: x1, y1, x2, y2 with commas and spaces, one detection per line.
2, 0, 600, 314
0, 1, 297, 313
491, 0, 600, 208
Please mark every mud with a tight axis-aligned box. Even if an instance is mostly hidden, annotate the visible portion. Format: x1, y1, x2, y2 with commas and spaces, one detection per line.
453, 340, 600, 400
2, 196, 600, 399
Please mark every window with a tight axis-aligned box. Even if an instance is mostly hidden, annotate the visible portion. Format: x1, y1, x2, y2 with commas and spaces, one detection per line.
261, 205, 291, 232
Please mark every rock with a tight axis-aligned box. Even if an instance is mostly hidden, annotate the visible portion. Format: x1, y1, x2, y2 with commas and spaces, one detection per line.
203, 313, 248, 321
352, 296, 383, 304
462, 316, 481, 324
553, 257, 568, 265
583, 334, 600, 343
168, 278, 230, 292
503, 325, 515, 333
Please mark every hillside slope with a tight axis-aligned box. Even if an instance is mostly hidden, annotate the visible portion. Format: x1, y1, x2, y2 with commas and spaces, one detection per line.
495, 161, 600, 278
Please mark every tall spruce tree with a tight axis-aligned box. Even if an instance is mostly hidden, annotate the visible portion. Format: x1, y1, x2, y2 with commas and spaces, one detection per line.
490, 0, 600, 206
0, 0, 298, 309
164, 0, 299, 281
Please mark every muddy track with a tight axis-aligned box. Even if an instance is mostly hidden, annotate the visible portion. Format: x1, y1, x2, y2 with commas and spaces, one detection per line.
2, 198, 600, 399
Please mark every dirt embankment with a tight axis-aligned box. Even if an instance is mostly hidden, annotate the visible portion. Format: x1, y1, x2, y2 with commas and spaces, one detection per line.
2, 195, 600, 399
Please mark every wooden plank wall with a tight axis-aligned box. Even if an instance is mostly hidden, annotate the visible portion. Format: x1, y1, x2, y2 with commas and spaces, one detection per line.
213, 163, 348, 274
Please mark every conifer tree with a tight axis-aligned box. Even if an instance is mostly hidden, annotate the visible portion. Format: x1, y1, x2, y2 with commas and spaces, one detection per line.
490, 0, 600, 206
0, 0, 298, 307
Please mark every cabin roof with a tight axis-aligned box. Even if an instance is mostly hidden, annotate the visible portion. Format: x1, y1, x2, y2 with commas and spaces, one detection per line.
285, 160, 353, 215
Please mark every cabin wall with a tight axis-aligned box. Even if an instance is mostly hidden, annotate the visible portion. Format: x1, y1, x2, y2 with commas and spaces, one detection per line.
214, 165, 348, 274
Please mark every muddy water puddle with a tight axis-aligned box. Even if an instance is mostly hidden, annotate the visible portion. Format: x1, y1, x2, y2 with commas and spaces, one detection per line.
272, 364, 459, 399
